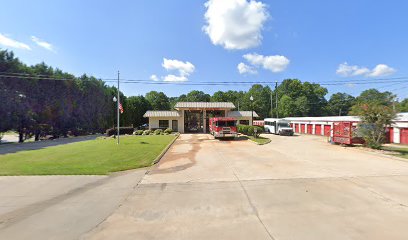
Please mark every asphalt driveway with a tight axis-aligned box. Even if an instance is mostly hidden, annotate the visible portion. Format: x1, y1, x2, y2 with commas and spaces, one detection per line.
84, 134, 408, 240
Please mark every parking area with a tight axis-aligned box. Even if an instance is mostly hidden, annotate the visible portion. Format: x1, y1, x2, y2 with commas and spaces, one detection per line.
85, 134, 408, 240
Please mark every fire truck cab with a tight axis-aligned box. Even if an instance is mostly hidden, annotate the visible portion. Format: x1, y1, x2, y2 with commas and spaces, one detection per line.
209, 117, 238, 139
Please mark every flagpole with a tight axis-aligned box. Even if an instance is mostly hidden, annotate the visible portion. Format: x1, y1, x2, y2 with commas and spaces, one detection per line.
117, 70, 120, 145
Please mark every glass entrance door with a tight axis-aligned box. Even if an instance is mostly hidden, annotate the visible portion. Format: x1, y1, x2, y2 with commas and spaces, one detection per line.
172, 120, 178, 132
184, 110, 203, 133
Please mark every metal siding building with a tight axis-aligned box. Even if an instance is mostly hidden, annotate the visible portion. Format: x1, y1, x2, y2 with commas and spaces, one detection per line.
144, 102, 259, 133
284, 112, 408, 144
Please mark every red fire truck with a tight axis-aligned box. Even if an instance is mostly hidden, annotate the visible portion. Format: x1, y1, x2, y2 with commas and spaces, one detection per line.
209, 117, 238, 139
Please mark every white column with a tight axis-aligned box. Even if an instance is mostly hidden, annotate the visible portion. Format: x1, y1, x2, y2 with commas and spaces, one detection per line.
321, 124, 324, 135
203, 110, 207, 133
394, 127, 401, 144
312, 124, 316, 135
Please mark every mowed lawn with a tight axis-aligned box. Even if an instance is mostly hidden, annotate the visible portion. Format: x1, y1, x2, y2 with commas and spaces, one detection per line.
0, 135, 175, 175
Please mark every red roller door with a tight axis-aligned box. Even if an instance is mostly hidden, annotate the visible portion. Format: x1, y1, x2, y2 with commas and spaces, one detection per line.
324, 125, 331, 136
307, 124, 313, 134
315, 125, 322, 135
295, 124, 299, 133
401, 128, 408, 144
386, 127, 393, 143
301, 124, 305, 133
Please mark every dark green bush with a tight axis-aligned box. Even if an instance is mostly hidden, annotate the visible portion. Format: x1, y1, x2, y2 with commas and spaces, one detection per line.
237, 125, 250, 135
154, 129, 163, 135
142, 130, 151, 135
164, 128, 173, 134
105, 127, 134, 136
238, 125, 263, 137
134, 130, 144, 135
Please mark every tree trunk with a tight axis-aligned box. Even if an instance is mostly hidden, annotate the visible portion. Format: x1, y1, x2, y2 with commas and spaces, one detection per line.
18, 131, 24, 143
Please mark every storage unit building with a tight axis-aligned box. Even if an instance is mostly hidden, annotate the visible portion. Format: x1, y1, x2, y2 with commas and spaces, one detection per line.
284, 113, 408, 144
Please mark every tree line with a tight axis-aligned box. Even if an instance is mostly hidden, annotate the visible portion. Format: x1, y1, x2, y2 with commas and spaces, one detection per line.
1, 49, 407, 142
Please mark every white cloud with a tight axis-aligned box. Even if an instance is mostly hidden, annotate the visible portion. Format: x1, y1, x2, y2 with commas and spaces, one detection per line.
31, 36, 55, 52
150, 74, 159, 81
368, 64, 396, 77
153, 58, 195, 82
237, 62, 257, 74
163, 74, 188, 82
203, 0, 269, 50
336, 62, 396, 77
242, 53, 290, 73
0, 33, 31, 50
162, 58, 195, 76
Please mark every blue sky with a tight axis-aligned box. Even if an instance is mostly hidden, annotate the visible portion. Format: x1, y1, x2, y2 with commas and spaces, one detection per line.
1, 0, 407, 99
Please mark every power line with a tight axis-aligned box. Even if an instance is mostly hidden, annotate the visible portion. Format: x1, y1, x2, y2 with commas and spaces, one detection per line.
1, 72, 407, 86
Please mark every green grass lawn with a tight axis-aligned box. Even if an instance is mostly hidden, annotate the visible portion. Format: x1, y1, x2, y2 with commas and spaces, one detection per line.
381, 146, 408, 159
0, 135, 176, 175
247, 136, 271, 145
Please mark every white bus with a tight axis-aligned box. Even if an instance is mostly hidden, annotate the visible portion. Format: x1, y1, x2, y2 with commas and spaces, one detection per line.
264, 118, 294, 136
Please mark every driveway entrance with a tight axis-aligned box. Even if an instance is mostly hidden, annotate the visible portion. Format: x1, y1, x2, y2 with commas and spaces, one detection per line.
85, 134, 408, 240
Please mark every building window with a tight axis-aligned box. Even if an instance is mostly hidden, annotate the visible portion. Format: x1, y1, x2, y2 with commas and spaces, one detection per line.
159, 120, 169, 129
239, 120, 249, 125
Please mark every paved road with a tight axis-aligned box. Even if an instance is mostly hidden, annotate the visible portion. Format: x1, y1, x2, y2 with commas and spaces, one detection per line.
0, 169, 147, 240
0, 135, 100, 155
84, 134, 408, 240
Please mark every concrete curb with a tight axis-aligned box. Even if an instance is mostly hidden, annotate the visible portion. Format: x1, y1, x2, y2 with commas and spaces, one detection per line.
152, 133, 180, 165
249, 138, 272, 145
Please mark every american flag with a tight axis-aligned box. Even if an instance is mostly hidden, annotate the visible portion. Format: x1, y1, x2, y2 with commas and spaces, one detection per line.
119, 102, 124, 114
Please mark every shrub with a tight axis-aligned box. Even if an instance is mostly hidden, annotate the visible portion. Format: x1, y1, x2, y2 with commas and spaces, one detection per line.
154, 129, 163, 135
248, 126, 264, 138
237, 125, 250, 135
134, 130, 144, 135
237, 125, 263, 137
142, 130, 151, 135
164, 128, 173, 134
105, 127, 134, 136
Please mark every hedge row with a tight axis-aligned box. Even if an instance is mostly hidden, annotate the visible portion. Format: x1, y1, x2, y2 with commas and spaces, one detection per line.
237, 125, 264, 137
105, 127, 134, 136
134, 128, 173, 135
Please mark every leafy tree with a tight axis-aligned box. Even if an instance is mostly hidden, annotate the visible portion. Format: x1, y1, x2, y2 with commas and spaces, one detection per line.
274, 79, 328, 117
355, 89, 395, 106
326, 92, 355, 116
351, 103, 396, 149
123, 95, 150, 128
145, 91, 170, 110
350, 88, 399, 149
0, 49, 116, 141
211, 90, 245, 109
243, 84, 272, 118
397, 98, 408, 112
185, 90, 211, 102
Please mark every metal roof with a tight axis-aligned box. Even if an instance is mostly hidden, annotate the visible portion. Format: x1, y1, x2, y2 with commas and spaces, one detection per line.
174, 102, 235, 109
227, 111, 259, 118
143, 111, 180, 118
395, 112, 408, 121
284, 112, 408, 123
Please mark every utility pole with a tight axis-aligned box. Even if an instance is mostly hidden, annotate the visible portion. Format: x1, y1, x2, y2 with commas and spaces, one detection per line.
270, 90, 273, 118
117, 71, 120, 144
275, 81, 279, 119
237, 102, 240, 111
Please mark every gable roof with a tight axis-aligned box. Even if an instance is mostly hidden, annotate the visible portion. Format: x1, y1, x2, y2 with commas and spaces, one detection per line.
227, 111, 259, 118
143, 111, 180, 118
174, 102, 235, 109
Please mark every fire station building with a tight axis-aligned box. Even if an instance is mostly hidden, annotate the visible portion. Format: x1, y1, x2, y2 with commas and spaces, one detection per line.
285, 112, 408, 144
143, 102, 258, 133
